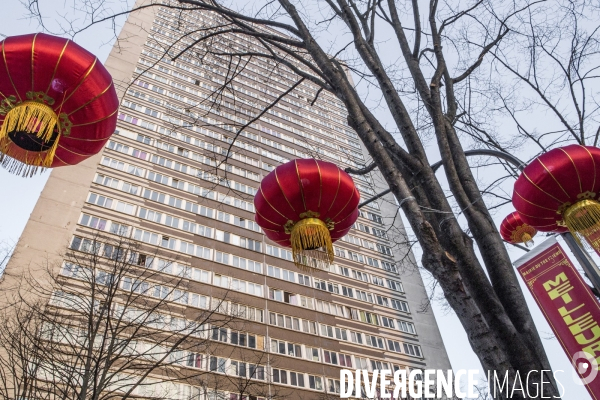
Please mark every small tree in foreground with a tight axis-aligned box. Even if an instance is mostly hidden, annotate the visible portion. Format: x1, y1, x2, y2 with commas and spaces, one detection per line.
0, 233, 266, 400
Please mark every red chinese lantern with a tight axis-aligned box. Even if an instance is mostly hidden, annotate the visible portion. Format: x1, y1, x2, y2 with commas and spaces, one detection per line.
0, 33, 118, 176
513, 145, 600, 252
500, 211, 537, 246
254, 159, 360, 270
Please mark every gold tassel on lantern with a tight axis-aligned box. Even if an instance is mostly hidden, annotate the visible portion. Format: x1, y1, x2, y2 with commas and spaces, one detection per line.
289, 218, 334, 271
520, 232, 535, 247
0, 101, 61, 175
511, 225, 537, 247
0, 101, 59, 142
563, 199, 600, 252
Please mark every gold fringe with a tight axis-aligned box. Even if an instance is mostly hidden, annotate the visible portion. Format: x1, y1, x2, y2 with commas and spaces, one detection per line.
290, 218, 334, 271
521, 233, 535, 248
510, 225, 537, 247
0, 101, 59, 142
564, 199, 600, 253
0, 101, 60, 173
0, 152, 46, 177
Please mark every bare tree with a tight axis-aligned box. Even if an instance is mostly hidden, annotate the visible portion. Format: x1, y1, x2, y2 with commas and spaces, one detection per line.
0, 232, 267, 399
488, 0, 600, 149
0, 240, 15, 281
19, 0, 600, 397
452, 0, 600, 213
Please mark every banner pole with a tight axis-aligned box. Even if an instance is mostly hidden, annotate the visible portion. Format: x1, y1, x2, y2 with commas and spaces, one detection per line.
562, 232, 600, 296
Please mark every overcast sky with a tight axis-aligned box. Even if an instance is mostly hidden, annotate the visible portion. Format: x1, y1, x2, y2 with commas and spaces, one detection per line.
0, 1, 592, 398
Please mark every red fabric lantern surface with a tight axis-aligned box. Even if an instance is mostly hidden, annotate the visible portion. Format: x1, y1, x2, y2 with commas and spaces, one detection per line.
512, 145, 600, 232
511, 145, 600, 254
500, 211, 537, 245
0, 33, 118, 176
254, 158, 360, 269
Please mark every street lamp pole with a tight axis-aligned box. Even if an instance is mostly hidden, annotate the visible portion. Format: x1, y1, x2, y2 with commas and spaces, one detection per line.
354, 149, 600, 294
561, 233, 600, 295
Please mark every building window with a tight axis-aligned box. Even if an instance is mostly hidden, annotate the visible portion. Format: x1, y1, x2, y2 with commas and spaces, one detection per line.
382, 261, 397, 273
309, 375, 323, 390
387, 279, 404, 292
370, 360, 390, 371
341, 285, 354, 298
372, 275, 385, 286
381, 316, 395, 328
267, 265, 295, 282
250, 365, 264, 380
334, 247, 346, 258
377, 243, 393, 256
272, 368, 287, 384
366, 256, 379, 268
387, 340, 403, 353
270, 339, 301, 358
397, 319, 416, 334
231, 303, 264, 323
327, 379, 340, 394
61, 263, 92, 281
367, 212, 383, 224
70, 236, 100, 254
377, 295, 389, 307
80, 214, 107, 230
211, 326, 228, 342
185, 352, 203, 369
230, 360, 247, 377
190, 294, 207, 309
269, 312, 315, 333
297, 273, 310, 285
350, 331, 363, 344
289, 372, 305, 387
306, 347, 320, 362
404, 343, 423, 357
324, 351, 352, 367
209, 356, 226, 373
391, 299, 410, 313
366, 335, 385, 349
355, 357, 368, 369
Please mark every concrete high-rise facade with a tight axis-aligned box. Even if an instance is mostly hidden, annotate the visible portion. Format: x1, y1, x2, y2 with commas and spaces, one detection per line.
3, 2, 451, 398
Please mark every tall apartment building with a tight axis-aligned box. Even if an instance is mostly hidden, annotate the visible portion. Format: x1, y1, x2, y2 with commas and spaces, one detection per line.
2, 2, 451, 398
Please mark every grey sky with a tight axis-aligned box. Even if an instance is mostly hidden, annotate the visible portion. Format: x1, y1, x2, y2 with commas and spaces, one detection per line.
0, 0, 591, 398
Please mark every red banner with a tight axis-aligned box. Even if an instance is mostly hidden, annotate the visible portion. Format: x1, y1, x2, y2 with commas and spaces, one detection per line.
516, 239, 600, 399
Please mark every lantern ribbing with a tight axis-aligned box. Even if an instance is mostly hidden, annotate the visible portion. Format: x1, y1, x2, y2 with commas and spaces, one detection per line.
500, 211, 538, 247
513, 145, 600, 255
0, 33, 118, 177
254, 158, 360, 271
